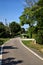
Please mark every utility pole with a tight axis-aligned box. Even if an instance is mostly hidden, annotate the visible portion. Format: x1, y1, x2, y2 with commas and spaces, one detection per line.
5, 18, 8, 26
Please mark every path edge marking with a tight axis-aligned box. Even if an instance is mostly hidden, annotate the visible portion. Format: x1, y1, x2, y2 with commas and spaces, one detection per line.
19, 38, 43, 61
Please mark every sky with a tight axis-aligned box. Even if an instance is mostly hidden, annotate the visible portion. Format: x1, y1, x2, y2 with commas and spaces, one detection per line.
0, 0, 24, 23
0, 0, 29, 29
0, 0, 38, 29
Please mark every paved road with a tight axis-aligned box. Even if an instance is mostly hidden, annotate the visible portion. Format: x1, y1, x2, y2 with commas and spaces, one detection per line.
2, 38, 43, 65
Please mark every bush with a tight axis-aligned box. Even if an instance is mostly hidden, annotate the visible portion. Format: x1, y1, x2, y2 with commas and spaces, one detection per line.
36, 31, 43, 44
0, 40, 4, 45
23, 34, 29, 38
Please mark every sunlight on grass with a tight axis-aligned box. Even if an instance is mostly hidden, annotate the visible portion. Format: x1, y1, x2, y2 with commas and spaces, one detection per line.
22, 40, 43, 53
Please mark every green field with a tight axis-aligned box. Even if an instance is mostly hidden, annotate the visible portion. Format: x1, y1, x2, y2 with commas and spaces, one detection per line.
22, 40, 43, 53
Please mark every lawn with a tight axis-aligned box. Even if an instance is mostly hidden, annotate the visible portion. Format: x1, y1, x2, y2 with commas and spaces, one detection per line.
22, 40, 43, 53
0, 38, 10, 45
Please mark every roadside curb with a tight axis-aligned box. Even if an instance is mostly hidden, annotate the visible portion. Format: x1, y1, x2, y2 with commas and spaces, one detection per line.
20, 38, 43, 61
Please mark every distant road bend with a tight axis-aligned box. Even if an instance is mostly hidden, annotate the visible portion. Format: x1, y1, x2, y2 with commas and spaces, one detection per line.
2, 38, 43, 65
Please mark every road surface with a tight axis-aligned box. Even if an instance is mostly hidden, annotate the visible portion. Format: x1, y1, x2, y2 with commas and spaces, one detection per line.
1, 38, 43, 65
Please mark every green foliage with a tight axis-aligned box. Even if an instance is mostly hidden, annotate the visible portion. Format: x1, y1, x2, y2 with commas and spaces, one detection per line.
19, 0, 43, 44
9, 21, 21, 37
0, 22, 10, 38
21, 28, 25, 33
0, 21, 22, 38
36, 30, 43, 44
38, 0, 43, 6
19, 7, 35, 26
0, 22, 6, 38
33, 0, 43, 44
0, 40, 4, 45
19, 7, 36, 38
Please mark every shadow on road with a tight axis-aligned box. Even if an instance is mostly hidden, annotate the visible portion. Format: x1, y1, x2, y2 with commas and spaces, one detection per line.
0, 47, 1, 54
2, 51, 9, 54
2, 46, 18, 55
0, 46, 18, 55
3, 46, 18, 49
2, 57, 23, 65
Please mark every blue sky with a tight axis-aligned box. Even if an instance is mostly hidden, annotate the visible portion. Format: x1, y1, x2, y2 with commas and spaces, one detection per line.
0, 0, 38, 29
0, 0, 24, 23
0, 0, 29, 29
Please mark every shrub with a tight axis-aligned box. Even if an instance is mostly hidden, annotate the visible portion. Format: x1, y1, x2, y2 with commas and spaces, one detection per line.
36, 31, 43, 44
0, 40, 4, 45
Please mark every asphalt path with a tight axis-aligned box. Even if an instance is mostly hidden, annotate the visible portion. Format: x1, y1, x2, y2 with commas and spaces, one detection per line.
1, 38, 43, 65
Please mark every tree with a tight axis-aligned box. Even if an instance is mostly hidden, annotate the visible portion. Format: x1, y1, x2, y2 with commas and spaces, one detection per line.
25, 0, 37, 7
19, 7, 36, 38
23, 0, 43, 44
0, 22, 10, 38
9, 21, 21, 37
19, 0, 43, 44
0, 22, 6, 37
21, 28, 25, 34
33, 0, 43, 44
19, 0, 39, 38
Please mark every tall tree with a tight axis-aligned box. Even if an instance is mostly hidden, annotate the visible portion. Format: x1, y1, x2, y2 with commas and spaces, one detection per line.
19, 0, 43, 40
19, 7, 36, 38
24, 0, 43, 44
0, 22, 6, 37
0, 22, 10, 38
33, 0, 43, 44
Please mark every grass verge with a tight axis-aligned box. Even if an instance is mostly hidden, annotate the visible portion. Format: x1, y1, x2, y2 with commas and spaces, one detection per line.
22, 40, 43, 53
0, 38, 10, 45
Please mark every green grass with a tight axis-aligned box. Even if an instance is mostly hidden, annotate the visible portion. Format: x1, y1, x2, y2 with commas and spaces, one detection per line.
0, 38, 10, 45
22, 40, 43, 53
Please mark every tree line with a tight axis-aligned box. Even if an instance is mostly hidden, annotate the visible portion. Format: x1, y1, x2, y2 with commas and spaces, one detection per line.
0, 21, 25, 38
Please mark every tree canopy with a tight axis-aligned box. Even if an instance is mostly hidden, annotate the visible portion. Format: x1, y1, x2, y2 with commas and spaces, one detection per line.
9, 21, 21, 37
0, 22, 6, 37
19, 0, 43, 44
